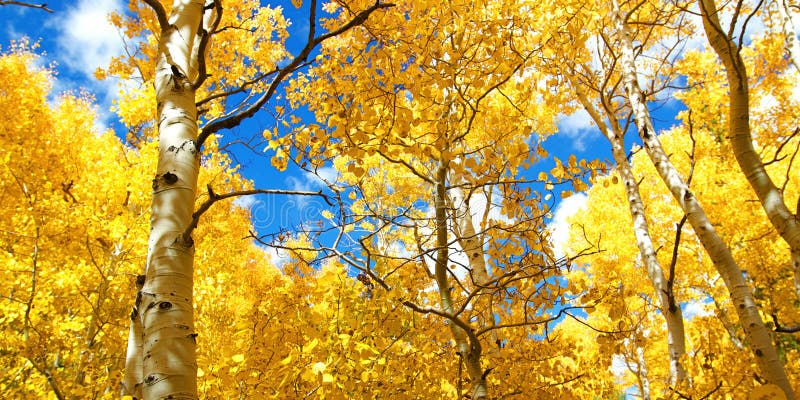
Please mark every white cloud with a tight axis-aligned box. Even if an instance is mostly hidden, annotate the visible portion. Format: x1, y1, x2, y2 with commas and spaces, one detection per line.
233, 195, 259, 209
55, 0, 124, 77
547, 193, 588, 259
558, 109, 594, 135
557, 109, 597, 151
52, 0, 126, 126
314, 165, 340, 186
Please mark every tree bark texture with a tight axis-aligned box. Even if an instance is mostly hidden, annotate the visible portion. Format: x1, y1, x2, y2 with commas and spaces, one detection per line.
610, 0, 794, 397
123, 1, 204, 399
572, 81, 688, 387
434, 164, 488, 400
700, 0, 800, 301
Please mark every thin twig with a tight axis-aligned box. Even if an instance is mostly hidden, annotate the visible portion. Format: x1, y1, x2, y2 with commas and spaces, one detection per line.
772, 313, 800, 333
0, 1, 52, 12
182, 185, 332, 242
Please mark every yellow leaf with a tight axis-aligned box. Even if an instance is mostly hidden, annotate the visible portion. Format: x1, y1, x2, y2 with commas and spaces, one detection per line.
322, 373, 335, 383
231, 354, 245, 363
304, 338, 319, 353
292, 0, 302, 8
538, 171, 548, 181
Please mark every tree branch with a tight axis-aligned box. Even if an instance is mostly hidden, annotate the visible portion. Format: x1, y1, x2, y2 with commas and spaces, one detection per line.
666, 215, 687, 313
0, 1, 52, 12
141, 0, 169, 30
182, 185, 333, 242
196, 1, 395, 148
771, 313, 800, 333
192, 0, 223, 89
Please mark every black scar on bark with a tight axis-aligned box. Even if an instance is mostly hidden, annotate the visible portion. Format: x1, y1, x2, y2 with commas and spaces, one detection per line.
163, 172, 178, 184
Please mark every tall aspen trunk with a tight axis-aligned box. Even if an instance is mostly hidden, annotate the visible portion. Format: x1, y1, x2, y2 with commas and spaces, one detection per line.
123, 1, 204, 398
610, 1, 794, 397
571, 81, 688, 387
699, 0, 800, 301
433, 164, 488, 400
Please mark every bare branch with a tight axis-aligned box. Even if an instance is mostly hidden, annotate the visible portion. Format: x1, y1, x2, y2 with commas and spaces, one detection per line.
192, 0, 223, 89
665, 215, 687, 312
182, 185, 333, 242
772, 313, 800, 333
196, 1, 395, 148
141, 0, 169, 30
0, 1, 52, 12
401, 300, 477, 341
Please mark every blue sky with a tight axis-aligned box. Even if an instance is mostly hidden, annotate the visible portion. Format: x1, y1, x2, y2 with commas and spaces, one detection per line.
0, 0, 691, 248
1, 3, 741, 397
0, 1, 335, 232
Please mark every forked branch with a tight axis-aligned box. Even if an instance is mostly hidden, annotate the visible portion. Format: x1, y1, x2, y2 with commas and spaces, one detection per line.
196, 0, 395, 148
182, 184, 332, 242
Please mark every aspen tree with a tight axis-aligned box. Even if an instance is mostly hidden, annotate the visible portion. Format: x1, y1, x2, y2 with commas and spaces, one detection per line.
610, 0, 794, 396
570, 78, 688, 387
119, 1, 390, 398
699, 0, 800, 301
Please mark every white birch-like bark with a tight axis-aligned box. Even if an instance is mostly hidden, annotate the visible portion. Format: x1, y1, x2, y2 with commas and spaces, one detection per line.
452, 190, 491, 285
450, 185, 502, 361
123, 1, 204, 399
700, 0, 800, 301
571, 81, 688, 387
433, 165, 488, 400
776, 0, 800, 72
635, 345, 652, 400
610, 1, 794, 397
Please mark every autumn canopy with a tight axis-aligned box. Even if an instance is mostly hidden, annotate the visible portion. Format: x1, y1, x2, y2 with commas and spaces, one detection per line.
0, 0, 799, 399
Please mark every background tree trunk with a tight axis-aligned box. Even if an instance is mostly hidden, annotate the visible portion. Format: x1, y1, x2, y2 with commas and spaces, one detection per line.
700, 0, 800, 301
610, 0, 794, 396
572, 81, 688, 387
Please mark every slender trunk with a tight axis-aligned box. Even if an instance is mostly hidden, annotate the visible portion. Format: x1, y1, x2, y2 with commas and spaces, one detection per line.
700, 0, 800, 301
452, 189, 491, 285
433, 164, 487, 399
635, 345, 652, 400
451, 184, 502, 360
123, 1, 204, 399
610, 1, 794, 397
572, 81, 688, 387
776, 0, 800, 73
